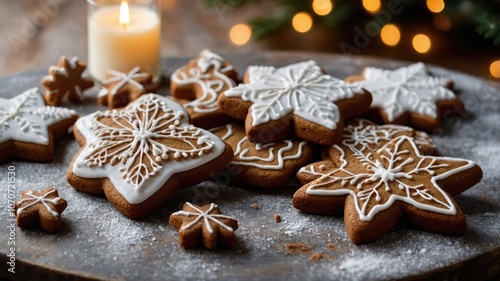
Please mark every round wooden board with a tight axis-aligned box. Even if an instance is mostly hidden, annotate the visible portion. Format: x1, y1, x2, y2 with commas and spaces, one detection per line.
1, 52, 499, 281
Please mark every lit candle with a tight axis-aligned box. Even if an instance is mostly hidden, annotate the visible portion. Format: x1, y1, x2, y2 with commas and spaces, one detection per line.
87, 0, 161, 82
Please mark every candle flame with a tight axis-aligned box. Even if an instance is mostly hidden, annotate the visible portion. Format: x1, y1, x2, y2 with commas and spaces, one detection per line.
119, 0, 130, 26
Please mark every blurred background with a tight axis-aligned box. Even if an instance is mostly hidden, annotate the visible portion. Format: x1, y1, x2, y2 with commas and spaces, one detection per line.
0, 0, 499, 80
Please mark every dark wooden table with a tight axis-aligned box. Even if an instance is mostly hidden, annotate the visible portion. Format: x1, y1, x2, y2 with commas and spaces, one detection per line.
0, 52, 499, 281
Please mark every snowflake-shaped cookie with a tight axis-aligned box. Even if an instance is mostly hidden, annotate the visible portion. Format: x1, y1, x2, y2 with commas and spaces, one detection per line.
15, 188, 67, 232
41, 56, 94, 106
219, 60, 371, 145
68, 94, 232, 218
169, 202, 239, 249
0, 88, 78, 162
171, 50, 237, 129
348, 62, 461, 131
97, 67, 157, 109
211, 123, 314, 187
293, 136, 482, 244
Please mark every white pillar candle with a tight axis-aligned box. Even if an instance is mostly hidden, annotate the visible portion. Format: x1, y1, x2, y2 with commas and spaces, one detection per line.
87, 0, 160, 82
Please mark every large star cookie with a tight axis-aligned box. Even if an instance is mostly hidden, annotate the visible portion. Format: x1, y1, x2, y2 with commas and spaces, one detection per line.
171, 50, 238, 129
293, 136, 482, 244
97, 67, 157, 109
169, 202, 239, 249
0, 88, 78, 162
218, 60, 372, 146
67, 94, 233, 218
297, 119, 436, 185
346, 62, 462, 131
211, 123, 314, 188
16, 188, 67, 233
41, 56, 94, 106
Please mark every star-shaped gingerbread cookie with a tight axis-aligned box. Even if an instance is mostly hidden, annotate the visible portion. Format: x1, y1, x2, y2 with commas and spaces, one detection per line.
293, 136, 482, 244
15, 188, 67, 233
169, 202, 239, 249
346, 62, 463, 131
41, 56, 94, 106
211, 123, 314, 188
97, 67, 157, 109
171, 50, 238, 129
218, 60, 372, 146
0, 88, 78, 162
67, 94, 233, 218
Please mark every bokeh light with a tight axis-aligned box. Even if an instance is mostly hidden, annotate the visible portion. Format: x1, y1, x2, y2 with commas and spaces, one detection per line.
229, 24, 252, 46
380, 24, 401, 46
312, 0, 333, 16
412, 34, 431, 54
433, 14, 451, 31
427, 0, 445, 13
362, 0, 381, 14
490, 60, 500, 78
292, 12, 313, 33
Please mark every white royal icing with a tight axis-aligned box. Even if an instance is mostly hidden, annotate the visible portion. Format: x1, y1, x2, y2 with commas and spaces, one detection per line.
213, 123, 307, 170
0, 88, 77, 145
224, 60, 364, 130
97, 67, 150, 98
304, 136, 476, 221
172, 202, 236, 234
72, 94, 226, 204
16, 189, 62, 217
354, 62, 456, 122
171, 49, 236, 113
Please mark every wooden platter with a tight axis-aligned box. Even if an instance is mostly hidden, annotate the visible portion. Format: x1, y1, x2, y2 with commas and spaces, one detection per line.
1, 51, 499, 281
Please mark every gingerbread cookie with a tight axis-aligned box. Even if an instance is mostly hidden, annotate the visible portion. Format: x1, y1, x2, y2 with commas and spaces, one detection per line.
171, 50, 238, 129
0, 88, 78, 163
67, 94, 233, 218
211, 123, 314, 188
218, 60, 372, 145
97, 67, 157, 109
15, 188, 67, 233
293, 136, 483, 244
169, 202, 239, 249
346, 62, 463, 131
41, 56, 94, 106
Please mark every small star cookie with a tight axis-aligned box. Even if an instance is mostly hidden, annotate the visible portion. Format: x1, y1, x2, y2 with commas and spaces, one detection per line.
169, 202, 239, 249
67, 94, 233, 218
0, 88, 78, 162
171, 50, 238, 129
346, 62, 463, 131
41, 56, 94, 106
15, 188, 67, 233
218, 60, 372, 146
97, 67, 157, 109
210, 123, 315, 188
293, 136, 482, 244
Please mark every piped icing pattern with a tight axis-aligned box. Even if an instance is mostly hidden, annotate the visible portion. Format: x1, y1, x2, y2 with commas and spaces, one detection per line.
171, 49, 236, 113
353, 62, 457, 122
0, 87, 77, 145
212, 123, 308, 170
224, 60, 365, 130
72, 94, 227, 204
16, 189, 63, 217
302, 136, 475, 221
98, 67, 151, 97
172, 202, 237, 233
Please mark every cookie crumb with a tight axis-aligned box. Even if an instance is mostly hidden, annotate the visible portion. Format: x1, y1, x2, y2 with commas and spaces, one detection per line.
310, 253, 325, 261
284, 243, 311, 254
274, 214, 282, 223
326, 242, 335, 250
251, 203, 260, 210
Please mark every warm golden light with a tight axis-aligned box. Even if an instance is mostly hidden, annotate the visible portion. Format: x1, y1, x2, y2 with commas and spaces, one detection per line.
433, 14, 451, 31
229, 24, 252, 46
119, 0, 130, 26
427, 0, 445, 13
292, 12, 313, 33
380, 24, 401, 46
312, 0, 333, 16
490, 60, 500, 78
412, 34, 431, 54
362, 0, 381, 14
